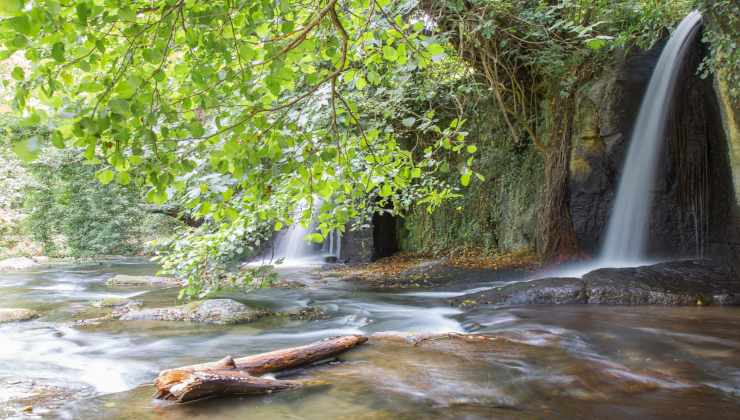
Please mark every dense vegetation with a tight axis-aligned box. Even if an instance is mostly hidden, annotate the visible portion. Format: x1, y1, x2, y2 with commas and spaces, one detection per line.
23, 149, 175, 256
0, 0, 736, 297
1, 115, 174, 257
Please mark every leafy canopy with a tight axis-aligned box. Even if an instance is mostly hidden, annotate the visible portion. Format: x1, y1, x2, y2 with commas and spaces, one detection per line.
1, 0, 478, 296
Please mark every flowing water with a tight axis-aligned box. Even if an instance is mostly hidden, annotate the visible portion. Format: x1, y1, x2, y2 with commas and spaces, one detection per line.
2, 260, 740, 419
269, 199, 339, 266
601, 11, 703, 264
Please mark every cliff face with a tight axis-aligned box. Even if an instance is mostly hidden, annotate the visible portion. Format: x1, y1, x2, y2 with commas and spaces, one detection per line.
393, 32, 740, 269
568, 36, 739, 266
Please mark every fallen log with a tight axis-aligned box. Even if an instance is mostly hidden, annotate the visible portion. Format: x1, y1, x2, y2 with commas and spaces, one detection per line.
157, 367, 303, 403
155, 335, 367, 403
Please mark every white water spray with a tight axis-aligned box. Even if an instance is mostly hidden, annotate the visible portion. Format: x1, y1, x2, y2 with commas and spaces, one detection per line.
272, 199, 341, 265
600, 10, 703, 265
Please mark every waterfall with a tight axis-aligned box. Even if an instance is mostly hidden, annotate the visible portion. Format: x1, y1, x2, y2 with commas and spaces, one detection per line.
272, 199, 341, 264
600, 10, 703, 265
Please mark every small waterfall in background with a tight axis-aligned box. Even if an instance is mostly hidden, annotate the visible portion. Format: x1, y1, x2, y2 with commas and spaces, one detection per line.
600, 10, 703, 265
323, 230, 342, 258
272, 199, 341, 265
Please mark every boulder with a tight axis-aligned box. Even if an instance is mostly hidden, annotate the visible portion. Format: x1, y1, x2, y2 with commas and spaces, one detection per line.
106, 274, 181, 288
454, 260, 740, 307
0, 257, 39, 271
119, 298, 272, 324
583, 259, 740, 305
456, 277, 586, 308
0, 308, 39, 323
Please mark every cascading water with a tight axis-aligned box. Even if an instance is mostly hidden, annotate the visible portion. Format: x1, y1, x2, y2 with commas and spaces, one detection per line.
272, 199, 341, 264
537, 11, 704, 279
600, 10, 703, 265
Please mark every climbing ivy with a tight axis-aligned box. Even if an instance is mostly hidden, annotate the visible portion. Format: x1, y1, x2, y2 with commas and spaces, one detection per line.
697, 0, 739, 103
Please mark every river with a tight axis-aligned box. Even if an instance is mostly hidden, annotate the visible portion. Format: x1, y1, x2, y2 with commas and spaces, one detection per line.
1, 259, 740, 419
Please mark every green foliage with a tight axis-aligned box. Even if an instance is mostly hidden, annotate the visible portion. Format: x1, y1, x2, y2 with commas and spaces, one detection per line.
154, 215, 274, 300
0, 0, 477, 296
23, 148, 170, 257
698, 0, 739, 103
401, 110, 543, 255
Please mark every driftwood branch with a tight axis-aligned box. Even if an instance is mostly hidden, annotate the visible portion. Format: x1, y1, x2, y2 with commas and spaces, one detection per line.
154, 335, 367, 403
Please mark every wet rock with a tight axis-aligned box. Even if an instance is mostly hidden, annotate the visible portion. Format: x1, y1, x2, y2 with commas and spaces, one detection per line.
0, 308, 39, 323
454, 260, 740, 307
0, 377, 93, 418
583, 259, 740, 305
455, 278, 586, 308
119, 298, 272, 324
106, 274, 181, 288
0, 256, 39, 271
92, 297, 140, 308
285, 306, 328, 321
74, 300, 143, 327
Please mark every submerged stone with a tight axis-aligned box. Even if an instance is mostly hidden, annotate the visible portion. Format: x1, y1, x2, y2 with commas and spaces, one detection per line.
0, 308, 39, 323
106, 274, 181, 288
0, 257, 40, 271
92, 297, 140, 308
119, 298, 272, 324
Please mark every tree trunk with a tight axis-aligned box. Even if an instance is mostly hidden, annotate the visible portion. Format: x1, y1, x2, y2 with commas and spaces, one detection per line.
538, 95, 581, 263
155, 335, 367, 403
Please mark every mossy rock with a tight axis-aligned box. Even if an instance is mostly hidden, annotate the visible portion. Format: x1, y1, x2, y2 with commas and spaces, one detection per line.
119, 298, 272, 324
106, 274, 181, 288
0, 308, 39, 323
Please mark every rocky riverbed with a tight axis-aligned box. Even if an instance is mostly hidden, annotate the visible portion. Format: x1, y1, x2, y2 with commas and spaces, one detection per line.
2, 257, 740, 419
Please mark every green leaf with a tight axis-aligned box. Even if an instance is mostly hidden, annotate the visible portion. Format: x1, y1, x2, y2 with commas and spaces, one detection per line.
305, 232, 324, 243
109, 98, 130, 115
11, 66, 23, 80
13, 136, 40, 162
0, 0, 23, 17
460, 171, 471, 187
367, 71, 381, 85
382, 45, 397, 61
379, 183, 392, 197
426, 43, 445, 57
8, 15, 30, 35
96, 169, 114, 185
146, 188, 168, 205
466, 145, 477, 154
115, 171, 131, 185
238, 44, 256, 61
50, 131, 65, 148
51, 42, 65, 62
355, 76, 367, 90
585, 38, 607, 50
